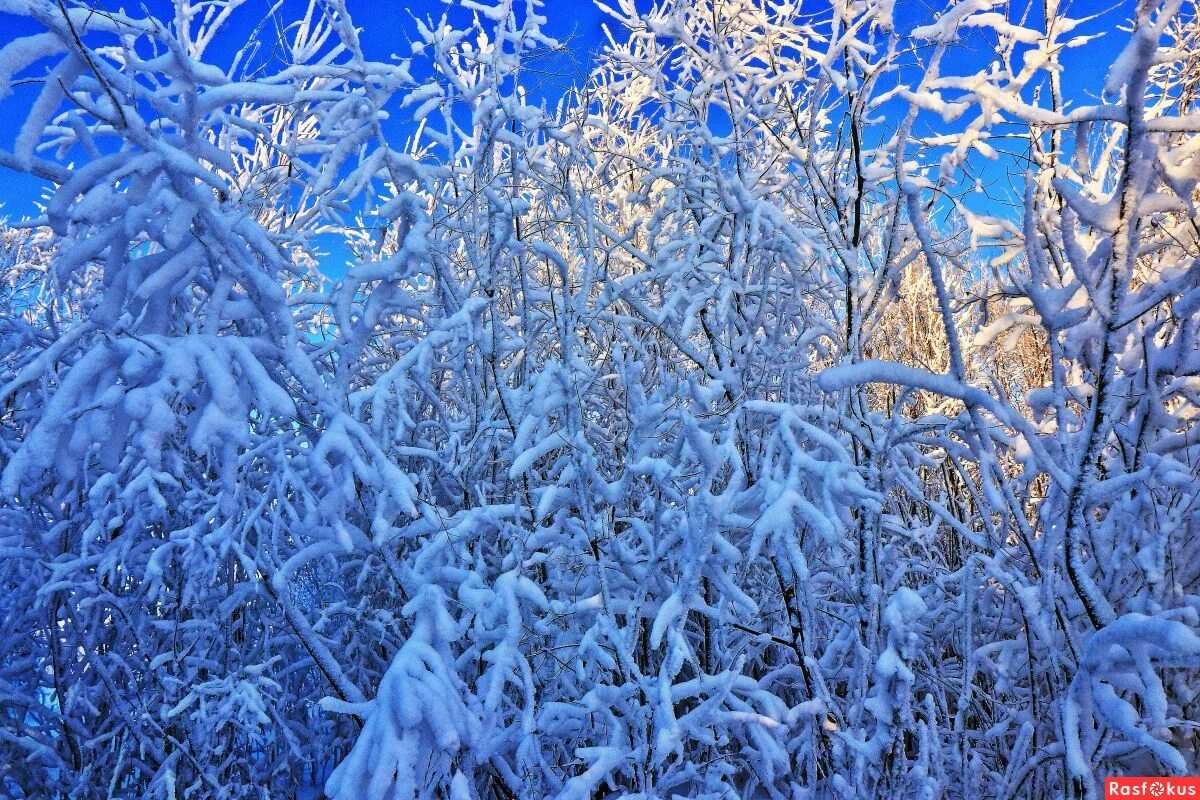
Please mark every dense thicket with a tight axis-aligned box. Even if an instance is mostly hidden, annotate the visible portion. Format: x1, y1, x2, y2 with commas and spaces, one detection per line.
1, 0, 1198, 798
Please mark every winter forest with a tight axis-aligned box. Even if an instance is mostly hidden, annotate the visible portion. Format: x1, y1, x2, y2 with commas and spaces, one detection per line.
1, 0, 1200, 797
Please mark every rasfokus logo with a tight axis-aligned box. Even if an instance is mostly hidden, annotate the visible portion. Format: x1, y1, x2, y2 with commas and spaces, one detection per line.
1106, 778, 1200, 798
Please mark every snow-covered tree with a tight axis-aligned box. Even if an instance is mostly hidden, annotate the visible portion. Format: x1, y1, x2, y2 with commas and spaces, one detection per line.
1, 0, 1198, 798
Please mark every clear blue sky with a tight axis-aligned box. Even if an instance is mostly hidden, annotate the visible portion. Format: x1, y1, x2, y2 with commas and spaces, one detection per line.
0, 0, 1135, 235
0, 0, 609, 222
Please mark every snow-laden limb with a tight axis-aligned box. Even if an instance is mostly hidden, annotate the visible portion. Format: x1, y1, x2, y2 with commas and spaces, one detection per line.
1065, 612, 1200, 797
325, 586, 480, 800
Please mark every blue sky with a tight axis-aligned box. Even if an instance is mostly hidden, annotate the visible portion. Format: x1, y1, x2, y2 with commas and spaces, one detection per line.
0, 0, 608, 221
0, 0, 1136, 241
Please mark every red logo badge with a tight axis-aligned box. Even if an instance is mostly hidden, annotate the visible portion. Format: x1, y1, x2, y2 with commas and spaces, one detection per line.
1106, 778, 1200, 798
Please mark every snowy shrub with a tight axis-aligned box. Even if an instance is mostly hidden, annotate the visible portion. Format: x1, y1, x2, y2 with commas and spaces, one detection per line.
0, 0, 1198, 798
